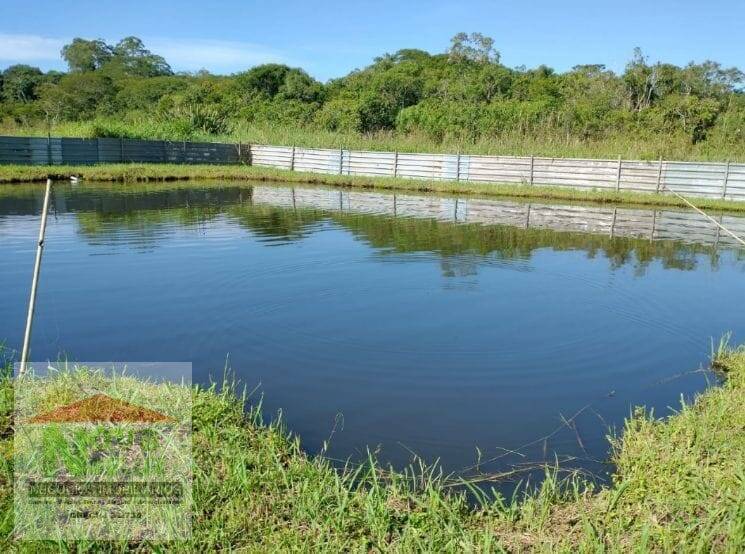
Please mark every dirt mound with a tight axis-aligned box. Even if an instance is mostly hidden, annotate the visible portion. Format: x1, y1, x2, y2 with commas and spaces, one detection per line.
27, 394, 173, 423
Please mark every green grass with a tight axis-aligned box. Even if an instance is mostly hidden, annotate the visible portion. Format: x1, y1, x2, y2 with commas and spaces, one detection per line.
0, 341, 744, 551
4, 120, 745, 162
2, 162, 745, 214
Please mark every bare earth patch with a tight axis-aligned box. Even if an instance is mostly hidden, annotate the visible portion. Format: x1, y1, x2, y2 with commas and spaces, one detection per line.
26, 394, 173, 424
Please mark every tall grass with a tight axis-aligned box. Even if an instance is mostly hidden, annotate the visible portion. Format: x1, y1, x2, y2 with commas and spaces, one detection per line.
2, 118, 744, 162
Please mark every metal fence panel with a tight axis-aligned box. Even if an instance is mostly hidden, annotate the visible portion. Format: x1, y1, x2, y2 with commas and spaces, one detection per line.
0, 135, 743, 203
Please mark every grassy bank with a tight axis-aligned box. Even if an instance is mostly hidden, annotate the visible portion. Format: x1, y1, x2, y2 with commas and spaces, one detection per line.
2, 162, 745, 214
0, 342, 743, 551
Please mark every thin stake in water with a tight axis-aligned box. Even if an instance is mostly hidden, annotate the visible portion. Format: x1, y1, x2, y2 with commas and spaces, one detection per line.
19, 178, 52, 376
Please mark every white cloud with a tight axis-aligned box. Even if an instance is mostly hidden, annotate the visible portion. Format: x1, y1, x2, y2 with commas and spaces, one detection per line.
0, 33, 66, 63
0, 33, 290, 73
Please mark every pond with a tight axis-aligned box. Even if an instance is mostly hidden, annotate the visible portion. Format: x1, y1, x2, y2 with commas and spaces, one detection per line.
2, 181, 744, 483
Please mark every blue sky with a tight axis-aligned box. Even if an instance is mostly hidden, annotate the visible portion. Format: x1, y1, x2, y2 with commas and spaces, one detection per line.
1, 0, 742, 81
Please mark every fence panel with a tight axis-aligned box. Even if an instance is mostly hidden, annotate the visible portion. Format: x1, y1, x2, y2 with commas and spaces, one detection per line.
724, 164, 745, 201
464, 155, 530, 184
662, 161, 728, 199
61, 138, 99, 165
532, 157, 618, 190
293, 147, 340, 174
0, 137, 64, 165
97, 138, 123, 163
0, 135, 743, 203
395, 152, 459, 180
348, 150, 396, 177
251, 144, 294, 169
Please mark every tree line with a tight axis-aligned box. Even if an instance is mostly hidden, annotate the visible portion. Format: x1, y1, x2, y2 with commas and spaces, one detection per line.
1, 33, 743, 151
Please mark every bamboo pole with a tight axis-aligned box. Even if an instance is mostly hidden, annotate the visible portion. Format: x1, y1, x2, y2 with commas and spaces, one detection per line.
19, 178, 53, 376
660, 183, 745, 247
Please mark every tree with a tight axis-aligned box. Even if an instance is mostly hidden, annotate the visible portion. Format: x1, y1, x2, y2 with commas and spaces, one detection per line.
278, 70, 324, 103
680, 61, 744, 97
654, 94, 722, 143
108, 36, 172, 77
236, 64, 292, 97
448, 33, 500, 64
61, 38, 113, 72
392, 49, 431, 64
116, 76, 190, 111
623, 47, 659, 111
38, 73, 116, 119
1, 65, 43, 102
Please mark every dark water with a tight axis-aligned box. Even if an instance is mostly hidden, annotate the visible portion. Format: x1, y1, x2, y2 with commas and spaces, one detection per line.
2, 181, 743, 483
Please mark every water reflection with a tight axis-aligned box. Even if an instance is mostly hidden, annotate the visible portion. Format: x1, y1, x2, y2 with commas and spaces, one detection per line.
1, 181, 743, 485
2, 182, 742, 272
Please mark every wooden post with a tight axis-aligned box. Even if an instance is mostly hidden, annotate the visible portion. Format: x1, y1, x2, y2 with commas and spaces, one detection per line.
290, 145, 296, 171
615, 156, 622, 192
722, 160, 730, 199
655, 157, 663, 193
339, 148, 344, 175
47, 133, 52, 166
393, 150, 399, 178
529, 155, 535, 185
247, 143, 252, 166
455, 152, 461, 182
238, 142, 242, 164
19, 178, 53, 376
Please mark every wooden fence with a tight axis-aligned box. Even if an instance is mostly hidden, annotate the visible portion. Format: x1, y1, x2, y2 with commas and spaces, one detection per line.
2, 135, 744, 202
250, 184, 745, 250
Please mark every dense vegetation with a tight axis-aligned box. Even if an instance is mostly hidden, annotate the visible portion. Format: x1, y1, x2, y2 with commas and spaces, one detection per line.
1, 33, 744, 160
